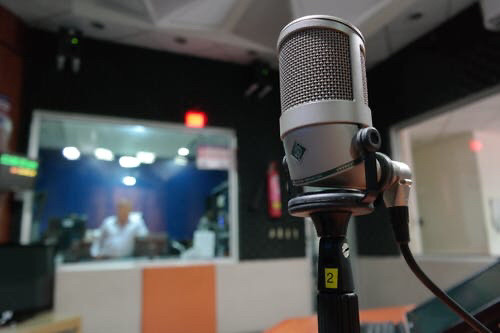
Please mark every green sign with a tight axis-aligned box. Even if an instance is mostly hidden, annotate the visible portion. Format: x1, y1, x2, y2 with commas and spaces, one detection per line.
0, 154, 38, 170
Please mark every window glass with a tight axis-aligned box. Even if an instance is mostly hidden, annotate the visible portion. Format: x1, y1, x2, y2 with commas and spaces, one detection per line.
30, 114, 236, 263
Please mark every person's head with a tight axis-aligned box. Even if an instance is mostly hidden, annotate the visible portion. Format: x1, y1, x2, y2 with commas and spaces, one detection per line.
116, 198, 133, 225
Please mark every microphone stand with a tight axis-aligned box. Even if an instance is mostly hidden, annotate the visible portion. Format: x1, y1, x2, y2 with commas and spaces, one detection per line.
314, 211, 360, 332
283, 129, 381, 333
287, 188, 372, 333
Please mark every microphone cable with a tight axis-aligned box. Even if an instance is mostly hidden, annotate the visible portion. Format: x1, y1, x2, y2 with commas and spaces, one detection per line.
389, 207, 492, 333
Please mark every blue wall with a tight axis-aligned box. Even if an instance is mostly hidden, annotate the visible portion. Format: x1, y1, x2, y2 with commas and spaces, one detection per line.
35, 149, 227, 240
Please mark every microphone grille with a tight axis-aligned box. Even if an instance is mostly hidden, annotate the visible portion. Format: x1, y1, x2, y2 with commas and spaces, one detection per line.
278, 28, 353, 113
360, 46, 368, 105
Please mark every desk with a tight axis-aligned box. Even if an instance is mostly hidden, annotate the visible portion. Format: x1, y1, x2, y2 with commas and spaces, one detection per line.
0, 313, 81, 333
55, 257, 312, 333
264, 305, 415, 333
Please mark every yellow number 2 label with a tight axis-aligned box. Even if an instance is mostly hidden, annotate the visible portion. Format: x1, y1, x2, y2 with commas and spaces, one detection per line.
324, 268, 338, 289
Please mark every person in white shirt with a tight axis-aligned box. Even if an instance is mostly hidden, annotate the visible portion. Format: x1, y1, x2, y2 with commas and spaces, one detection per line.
91, 199, 148, 258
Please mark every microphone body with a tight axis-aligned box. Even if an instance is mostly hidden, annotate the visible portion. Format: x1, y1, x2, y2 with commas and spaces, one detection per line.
278, 16, 371, 189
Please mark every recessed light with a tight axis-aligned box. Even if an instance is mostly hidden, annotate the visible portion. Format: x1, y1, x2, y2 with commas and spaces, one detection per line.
137, 151, 155, 164
174, 36, 187, 45
91, 21, 105, 30
94, 148, 114, 161
122, 176, 136, 186
119, 156, 140, 168
408, 12, 423, 21
62, 147, 80, 160
178, 147, 189, 156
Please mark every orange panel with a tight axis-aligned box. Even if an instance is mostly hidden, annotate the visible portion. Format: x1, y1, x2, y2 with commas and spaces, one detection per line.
142, 265, 216, 333
359, 305, 414, 324
264, 305, 414, 333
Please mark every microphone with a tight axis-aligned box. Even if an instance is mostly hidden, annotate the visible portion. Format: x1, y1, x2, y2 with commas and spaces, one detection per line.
277, 15, 492, 333
278, 15, 375, 189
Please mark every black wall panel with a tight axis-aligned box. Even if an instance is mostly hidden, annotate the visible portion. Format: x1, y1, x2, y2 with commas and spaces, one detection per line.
20, 29, 305, 260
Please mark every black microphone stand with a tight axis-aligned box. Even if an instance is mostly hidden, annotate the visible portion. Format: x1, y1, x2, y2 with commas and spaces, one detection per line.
287, 189, 372, 333
313, 210, 361, 332
283, 128, 382, 333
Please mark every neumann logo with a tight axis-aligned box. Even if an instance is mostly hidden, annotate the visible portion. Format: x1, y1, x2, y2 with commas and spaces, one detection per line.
291, 142, 306, 161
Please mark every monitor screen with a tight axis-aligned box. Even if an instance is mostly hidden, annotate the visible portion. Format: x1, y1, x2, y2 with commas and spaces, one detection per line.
406, 260, 500, 332
0, 245, 55, 321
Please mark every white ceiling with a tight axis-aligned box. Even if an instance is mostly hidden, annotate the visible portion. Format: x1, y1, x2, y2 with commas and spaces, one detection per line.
405, 91, 500, 146
0, 0, 477, 67
38, 117, 232, 159
366, 0, 477, 67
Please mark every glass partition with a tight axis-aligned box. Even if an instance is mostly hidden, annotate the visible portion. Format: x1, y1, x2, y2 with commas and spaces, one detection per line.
23, 111, 238, 263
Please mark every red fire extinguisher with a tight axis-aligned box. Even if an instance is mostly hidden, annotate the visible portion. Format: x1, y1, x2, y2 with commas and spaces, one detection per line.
267, 161, 282, 219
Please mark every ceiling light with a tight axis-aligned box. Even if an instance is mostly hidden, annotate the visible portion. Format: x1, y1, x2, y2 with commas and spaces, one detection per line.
94, 148, 114, 161
174, 156, 188, 166
178, 147, 189, 156
62, 147, 80, 160
136, 151, 156, 164
122, 176, 136, 186
119, 156, 140, 168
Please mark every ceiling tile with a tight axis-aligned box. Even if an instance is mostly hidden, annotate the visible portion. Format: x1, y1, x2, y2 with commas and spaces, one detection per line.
95, 0, 150, 20
232, 0, 292, 49
365, 28, 390, 68
387, 0, 448, 53
148, 0, 198, 21
292, 0, 385, 22
166, 0, 238, 29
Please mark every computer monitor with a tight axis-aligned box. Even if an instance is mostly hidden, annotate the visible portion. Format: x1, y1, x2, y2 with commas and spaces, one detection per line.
134, 233, 169, 258
43, 215, 86, 253
406, 260, 500, 332
0, 244, 55, 325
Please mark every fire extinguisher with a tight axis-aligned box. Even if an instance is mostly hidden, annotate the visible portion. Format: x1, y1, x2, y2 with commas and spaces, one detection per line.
267, 161, 282, 218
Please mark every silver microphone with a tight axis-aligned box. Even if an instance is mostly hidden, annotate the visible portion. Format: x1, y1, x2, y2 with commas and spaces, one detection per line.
278, 15, 374, 189
277, 16, 490, 333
